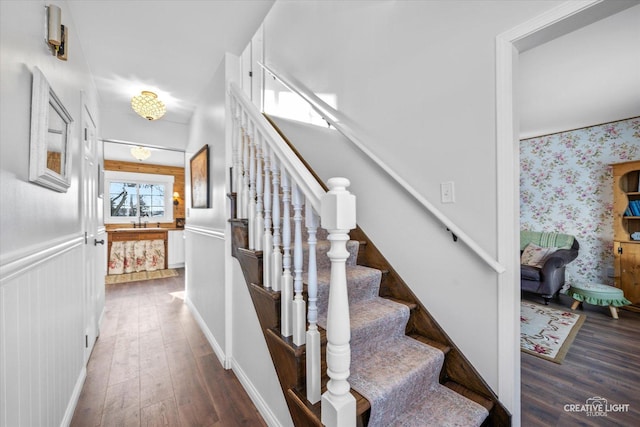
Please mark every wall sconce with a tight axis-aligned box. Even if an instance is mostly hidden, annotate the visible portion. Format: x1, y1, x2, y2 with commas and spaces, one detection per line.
173, 192, 180, 206
46, 4, 68, 61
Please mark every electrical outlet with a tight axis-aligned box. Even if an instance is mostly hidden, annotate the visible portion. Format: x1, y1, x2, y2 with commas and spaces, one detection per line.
441, 181, 455, 203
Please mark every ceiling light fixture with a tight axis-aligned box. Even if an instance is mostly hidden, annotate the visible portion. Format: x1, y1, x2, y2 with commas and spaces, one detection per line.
131, 91, 166, 120
130, 146, 151, 161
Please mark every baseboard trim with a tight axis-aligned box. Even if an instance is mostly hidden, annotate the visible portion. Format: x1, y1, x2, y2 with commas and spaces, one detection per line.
61, 366, 87, 427
229, 356, 283, 427
184, 294, 283, 426
184, 295, 227, 369
97, 306, 106, 336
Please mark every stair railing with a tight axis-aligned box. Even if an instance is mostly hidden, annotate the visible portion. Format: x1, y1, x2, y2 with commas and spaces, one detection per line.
258, 61, 505, 274
229, 82, 357, 426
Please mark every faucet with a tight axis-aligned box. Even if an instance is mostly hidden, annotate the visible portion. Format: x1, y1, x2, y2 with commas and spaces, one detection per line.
131, 218, 146, 228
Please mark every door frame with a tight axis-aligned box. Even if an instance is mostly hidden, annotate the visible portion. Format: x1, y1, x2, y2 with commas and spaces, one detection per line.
495, 0, 636, 423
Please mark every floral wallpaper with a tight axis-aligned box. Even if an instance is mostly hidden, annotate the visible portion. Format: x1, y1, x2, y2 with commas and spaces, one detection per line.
520, 117, 640, 286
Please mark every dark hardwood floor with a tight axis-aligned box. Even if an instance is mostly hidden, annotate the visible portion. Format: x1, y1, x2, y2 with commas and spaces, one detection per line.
521, 292, 640, 426
71, 269, 267, 427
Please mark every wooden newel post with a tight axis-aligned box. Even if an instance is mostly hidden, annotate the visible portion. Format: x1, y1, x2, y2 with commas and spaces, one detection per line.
321, 177, 356, 427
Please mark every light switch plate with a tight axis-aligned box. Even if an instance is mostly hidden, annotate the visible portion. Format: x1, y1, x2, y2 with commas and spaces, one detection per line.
441, 181, 455, 203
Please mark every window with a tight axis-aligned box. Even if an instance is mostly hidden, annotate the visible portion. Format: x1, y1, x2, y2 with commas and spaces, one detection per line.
263, 75, 337, 128
105, 171, 174, 224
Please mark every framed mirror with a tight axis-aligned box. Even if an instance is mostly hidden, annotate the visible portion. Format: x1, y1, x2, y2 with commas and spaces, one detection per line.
29, 66, 73, 192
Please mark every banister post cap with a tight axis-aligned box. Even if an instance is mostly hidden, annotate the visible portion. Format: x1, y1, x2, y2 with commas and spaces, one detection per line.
327, 177, 350, 192
321, 177, 356, 231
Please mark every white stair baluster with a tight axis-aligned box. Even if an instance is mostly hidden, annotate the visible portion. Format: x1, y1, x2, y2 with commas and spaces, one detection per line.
241, 115, 250, 219
232, 99, 242, 198
321, 178, 357, 427
262, 144, 272, 289
271, 153, 282, 292
292, 184, 306, 346
305, 203, 321, 404
230, 98, 237, 193
280, 170, 293, 337
248, 124, 256, 249
254, 134, 264, 251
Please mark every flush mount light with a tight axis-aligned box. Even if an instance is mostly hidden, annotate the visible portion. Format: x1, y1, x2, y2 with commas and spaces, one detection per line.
131, 91, 166, 120
130, 146, 151, 161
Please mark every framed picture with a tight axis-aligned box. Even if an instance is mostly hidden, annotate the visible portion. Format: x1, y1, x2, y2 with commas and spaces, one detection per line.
176, 217, 185, 228
190, 144, 210, 208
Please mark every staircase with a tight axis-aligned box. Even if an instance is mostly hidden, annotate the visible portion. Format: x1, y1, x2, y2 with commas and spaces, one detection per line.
228, 82, 510, 426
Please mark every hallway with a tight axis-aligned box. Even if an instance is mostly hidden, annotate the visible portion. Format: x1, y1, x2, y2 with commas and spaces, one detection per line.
71, 269, 267, 426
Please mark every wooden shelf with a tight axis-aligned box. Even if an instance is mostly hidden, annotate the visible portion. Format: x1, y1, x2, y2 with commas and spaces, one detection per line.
612, 160, 640, 307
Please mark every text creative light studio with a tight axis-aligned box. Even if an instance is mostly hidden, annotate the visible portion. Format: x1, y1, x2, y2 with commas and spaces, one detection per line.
564, 397, 630, 418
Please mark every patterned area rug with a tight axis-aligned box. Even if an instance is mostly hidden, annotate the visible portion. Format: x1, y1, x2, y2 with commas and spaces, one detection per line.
105, 269, 178, 284
521, 301, 585, 364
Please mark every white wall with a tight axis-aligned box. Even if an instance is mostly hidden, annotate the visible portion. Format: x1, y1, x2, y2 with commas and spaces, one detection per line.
183, 56, 229, 356
260, 0, 565, 395
519, 4, 640, 139
0, 0, 100, 425
183, 53, 292, 426
0, 0, 99, 252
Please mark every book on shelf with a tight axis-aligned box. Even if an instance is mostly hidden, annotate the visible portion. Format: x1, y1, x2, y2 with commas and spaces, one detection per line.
628, 200, 640, 216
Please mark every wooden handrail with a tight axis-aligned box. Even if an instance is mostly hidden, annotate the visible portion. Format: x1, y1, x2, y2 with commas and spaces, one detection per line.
258, 61, 505, 274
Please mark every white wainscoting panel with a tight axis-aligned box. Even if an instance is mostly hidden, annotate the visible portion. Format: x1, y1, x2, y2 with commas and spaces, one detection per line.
184, 225, 226, 356
1, 236, 85, 427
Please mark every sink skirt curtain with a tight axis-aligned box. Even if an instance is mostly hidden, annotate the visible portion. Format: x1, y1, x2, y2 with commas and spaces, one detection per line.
108, 239, 165, 275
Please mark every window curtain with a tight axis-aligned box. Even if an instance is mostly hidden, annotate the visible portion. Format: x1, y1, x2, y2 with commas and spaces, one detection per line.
108, 239, 165, 274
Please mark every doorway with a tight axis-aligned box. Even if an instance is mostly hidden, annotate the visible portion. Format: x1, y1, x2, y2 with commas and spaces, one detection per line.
495, 1, 637, 424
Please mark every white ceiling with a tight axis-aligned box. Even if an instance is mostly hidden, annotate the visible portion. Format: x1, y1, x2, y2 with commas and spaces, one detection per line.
68, 0, 274, 135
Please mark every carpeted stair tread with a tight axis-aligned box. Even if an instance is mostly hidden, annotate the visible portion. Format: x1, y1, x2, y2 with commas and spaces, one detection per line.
444, 380, 494, 412
310, 265, 383, 310
232, 205, 496, 426
384, 296, 418, 311
302, 240, 360, 270
349, 336, 446, 426
318, 297, 410, 356
392, 383, 489, 427
408, 333, 451, 355
254, 216, 490, 426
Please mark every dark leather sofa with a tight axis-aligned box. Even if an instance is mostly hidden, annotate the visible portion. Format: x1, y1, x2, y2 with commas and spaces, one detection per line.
520, 232, 579, 304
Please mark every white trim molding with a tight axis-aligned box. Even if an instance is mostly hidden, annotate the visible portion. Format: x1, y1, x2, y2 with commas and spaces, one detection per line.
184, 224, 225, 239
229, 356, 284, 427
0, 233, 84, 284
184, 295, 227, 369
61, 367, 87, 427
